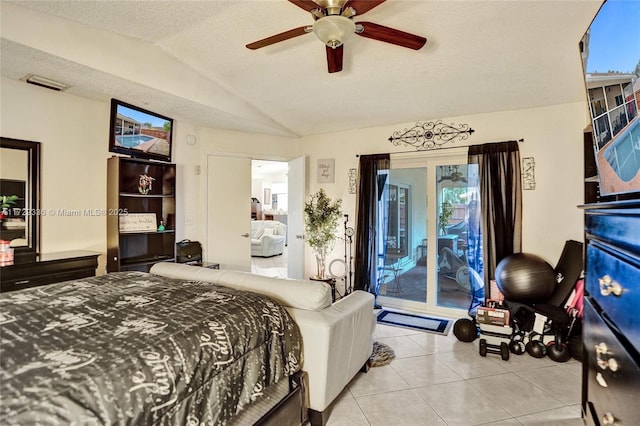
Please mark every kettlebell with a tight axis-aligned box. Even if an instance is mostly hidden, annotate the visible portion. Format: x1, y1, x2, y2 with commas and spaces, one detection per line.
509, 331, 526, 355
546, 341, 572, 363
526, 332, 547, 358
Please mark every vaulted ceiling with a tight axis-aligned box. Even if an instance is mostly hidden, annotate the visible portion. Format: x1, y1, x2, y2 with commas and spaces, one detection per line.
0, 0, 602, 138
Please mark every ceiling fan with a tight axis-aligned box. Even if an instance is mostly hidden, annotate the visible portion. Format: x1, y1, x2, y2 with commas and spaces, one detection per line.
246, 0, 427, 73
438, 166, 467, 184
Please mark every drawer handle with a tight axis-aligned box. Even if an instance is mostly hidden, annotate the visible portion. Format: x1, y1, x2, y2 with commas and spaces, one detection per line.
15, 280, 30, 285
597, 357, 619, 372
602, 412, 616, 425
595, 372, 608, 388
595, 342, 620, 372
595, 342, 609, 354
599, 275, 623, 297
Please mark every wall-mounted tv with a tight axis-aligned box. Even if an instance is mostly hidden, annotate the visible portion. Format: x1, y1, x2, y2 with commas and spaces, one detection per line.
108, 99, 173, 163
580, 0, 640, 199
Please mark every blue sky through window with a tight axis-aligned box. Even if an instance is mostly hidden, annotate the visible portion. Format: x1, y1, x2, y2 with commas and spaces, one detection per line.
586, 0, 640, 74
118, 105, 169, 128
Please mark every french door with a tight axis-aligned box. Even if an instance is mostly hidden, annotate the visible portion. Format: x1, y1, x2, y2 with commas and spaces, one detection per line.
376, 150, 480, 318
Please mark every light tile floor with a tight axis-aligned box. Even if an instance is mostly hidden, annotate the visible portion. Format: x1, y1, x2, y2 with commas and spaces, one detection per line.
330, 323, 584, 426
250, 249, 288, 278
252, 252, 584, 426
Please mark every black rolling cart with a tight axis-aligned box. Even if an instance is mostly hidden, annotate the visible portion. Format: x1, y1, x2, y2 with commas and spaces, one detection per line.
477, 304, 511, 361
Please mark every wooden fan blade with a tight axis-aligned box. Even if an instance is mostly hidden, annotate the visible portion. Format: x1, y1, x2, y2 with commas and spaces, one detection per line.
326, 45, 344, 73
246, 26, 310, 50
288, 0, 322, 12
356, 21, 426, 50
343, 0, 386, 16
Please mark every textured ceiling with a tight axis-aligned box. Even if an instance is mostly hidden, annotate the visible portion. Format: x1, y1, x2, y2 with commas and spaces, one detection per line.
0, 0, 603, 138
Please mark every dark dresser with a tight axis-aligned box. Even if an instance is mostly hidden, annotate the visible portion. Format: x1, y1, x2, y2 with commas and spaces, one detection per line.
0, 250, 100, 293
582, 200, 640, 425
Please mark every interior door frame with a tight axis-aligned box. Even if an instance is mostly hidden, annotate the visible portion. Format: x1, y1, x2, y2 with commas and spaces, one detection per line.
376, 149, 470, 319
287, 156, 305, 279
205, 151, 300, 274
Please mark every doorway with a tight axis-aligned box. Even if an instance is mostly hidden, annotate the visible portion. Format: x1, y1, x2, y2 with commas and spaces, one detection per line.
251, 159, 289, 278
375, 151, 480, 318
206, 155, 304, 277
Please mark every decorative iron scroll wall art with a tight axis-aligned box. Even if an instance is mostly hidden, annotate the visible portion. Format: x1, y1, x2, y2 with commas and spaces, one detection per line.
388, 120, 475, 151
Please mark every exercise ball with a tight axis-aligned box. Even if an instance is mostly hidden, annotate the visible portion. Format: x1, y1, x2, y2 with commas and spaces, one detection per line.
495, 253, 556, 303
453, 318, 478, 342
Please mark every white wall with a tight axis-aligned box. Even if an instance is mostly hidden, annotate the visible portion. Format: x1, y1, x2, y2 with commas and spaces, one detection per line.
299, 101, 588, 272
1, 75, 589, 278
0, 148, 28, 180
1, 78, 109, 270
0, 77, 203, 273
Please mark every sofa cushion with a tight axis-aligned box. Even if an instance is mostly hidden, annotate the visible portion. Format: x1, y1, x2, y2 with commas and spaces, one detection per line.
253, 228, 265, 239
150, 262, 332, 311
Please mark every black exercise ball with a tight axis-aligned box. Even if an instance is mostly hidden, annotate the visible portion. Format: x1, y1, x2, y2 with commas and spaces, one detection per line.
495, 253, 556, 303
453, 318, 478, 342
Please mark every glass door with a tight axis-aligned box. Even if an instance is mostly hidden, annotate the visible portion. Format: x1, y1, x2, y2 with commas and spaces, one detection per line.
376, 152, 481, 318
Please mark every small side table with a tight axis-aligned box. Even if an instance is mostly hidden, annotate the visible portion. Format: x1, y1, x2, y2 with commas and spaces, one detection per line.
310, 277, 336, 302
183, 261, 220, 269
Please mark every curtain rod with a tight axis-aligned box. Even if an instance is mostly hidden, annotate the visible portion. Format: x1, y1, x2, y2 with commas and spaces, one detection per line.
356, 138, 524, 157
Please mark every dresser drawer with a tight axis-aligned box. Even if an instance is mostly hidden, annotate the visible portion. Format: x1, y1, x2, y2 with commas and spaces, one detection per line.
584, 300, 640, 425
1, 268, 96, 292
586, 243, 640, 354
585, 206, 640, 254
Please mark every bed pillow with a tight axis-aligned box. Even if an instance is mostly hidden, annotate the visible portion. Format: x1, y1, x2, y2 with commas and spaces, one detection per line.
150, 262, 332, 311
262, 228, 275, 236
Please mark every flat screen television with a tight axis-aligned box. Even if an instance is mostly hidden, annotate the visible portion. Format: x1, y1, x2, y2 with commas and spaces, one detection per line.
108, 99, 173, 163
580, 0, 640, 199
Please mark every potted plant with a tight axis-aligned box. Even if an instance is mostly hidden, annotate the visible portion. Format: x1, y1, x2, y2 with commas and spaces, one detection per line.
438, 201, 454, 235
0, 195, 18, 220
304, 189, 342, 279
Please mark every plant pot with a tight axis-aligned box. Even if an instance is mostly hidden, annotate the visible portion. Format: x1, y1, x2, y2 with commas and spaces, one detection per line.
314, 253, 327, 280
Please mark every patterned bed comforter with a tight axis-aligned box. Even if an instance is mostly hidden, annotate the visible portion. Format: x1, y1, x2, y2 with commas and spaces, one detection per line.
0, 272, 302, 425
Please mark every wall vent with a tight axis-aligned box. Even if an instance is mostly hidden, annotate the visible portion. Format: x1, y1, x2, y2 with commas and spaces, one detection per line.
21, 74, 70, 92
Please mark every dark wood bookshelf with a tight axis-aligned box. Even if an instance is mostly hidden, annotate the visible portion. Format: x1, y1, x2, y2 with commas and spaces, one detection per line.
107, 156, 176, 272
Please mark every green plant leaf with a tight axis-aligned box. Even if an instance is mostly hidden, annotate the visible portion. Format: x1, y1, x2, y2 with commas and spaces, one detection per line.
304, 189, 343, 254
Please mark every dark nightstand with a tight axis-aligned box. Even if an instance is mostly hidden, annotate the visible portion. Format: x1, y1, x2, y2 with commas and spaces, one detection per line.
179, 261, 219, 269
198, 262, 220, 269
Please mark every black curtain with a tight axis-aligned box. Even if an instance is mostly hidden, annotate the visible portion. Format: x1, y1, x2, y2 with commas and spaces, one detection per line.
468, 141, 522, 297
354, 154, 390, 292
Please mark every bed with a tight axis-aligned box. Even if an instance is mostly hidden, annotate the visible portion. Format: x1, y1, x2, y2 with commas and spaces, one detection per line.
0, 271, 305, 425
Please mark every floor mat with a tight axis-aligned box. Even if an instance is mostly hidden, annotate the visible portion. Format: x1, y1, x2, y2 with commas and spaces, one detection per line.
377, 309, 452, 336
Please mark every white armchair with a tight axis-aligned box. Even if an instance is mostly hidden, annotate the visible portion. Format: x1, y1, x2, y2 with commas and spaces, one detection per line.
251, 220, 286, 257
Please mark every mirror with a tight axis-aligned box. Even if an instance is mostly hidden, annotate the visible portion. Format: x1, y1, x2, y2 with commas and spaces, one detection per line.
0, 137, 40, 259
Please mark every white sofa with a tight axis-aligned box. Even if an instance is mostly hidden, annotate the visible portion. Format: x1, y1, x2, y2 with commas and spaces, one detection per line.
251, 220, 286, 257
150, 262, 376, 426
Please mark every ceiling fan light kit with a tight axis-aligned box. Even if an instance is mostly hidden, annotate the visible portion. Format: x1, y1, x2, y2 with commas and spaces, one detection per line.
313, 15, 355, 48
246, 0, 427, 73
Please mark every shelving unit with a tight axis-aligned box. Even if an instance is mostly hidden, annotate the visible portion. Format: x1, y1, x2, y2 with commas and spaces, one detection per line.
107, 156, 176, 272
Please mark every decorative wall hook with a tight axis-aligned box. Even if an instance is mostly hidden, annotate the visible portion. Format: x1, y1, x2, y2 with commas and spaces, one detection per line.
388, 120, 475, 150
